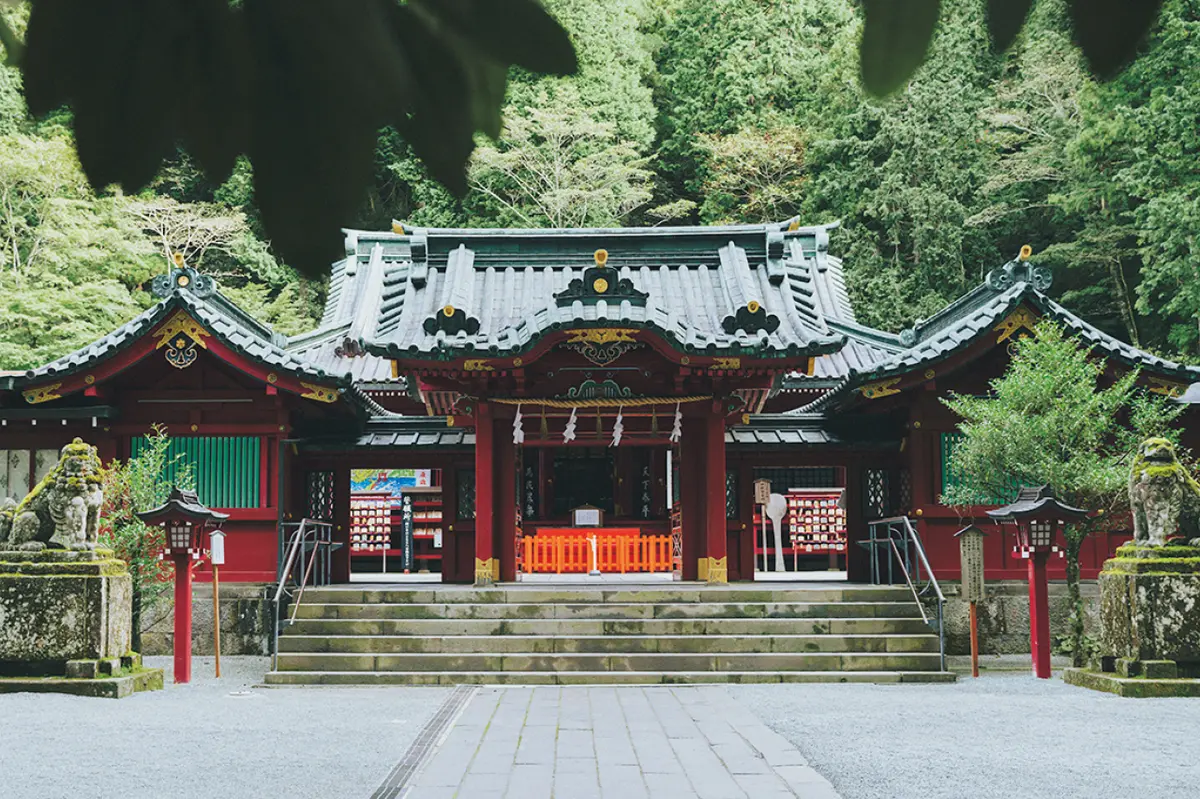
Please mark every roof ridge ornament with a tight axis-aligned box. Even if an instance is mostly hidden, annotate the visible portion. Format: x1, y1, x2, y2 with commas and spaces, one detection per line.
554, 248, 649, 307
985, 245, 1052, 293
149, 261, 216, 300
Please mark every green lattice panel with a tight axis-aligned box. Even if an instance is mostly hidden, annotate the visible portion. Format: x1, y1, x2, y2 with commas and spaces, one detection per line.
131, 436, 261, 509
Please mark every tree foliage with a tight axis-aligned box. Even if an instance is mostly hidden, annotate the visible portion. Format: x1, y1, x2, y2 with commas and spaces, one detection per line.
99, 425, 195, 651
1, 0, 1199, 372
941, 321, 1184, 663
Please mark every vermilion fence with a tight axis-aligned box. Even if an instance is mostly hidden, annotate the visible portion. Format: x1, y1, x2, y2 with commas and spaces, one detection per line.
522, 533, 673, 574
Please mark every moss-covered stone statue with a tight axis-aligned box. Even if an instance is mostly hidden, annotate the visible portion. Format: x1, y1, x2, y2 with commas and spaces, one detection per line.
1129, 437, 1200, 549
1067, 436, 1200, 694
0, 438, 104, 551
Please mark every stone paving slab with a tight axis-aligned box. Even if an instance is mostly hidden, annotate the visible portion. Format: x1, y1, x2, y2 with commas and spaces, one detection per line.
402, 686, 842, 798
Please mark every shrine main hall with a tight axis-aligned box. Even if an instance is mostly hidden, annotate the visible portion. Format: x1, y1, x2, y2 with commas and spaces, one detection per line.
4, 219, 1198, 587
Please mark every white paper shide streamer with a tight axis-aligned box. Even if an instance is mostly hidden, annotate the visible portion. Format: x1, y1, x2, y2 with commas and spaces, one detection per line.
610, 407, 624, 447
669, 402, 682, 443
512, 403, 525, 445
563, 406, 578, 443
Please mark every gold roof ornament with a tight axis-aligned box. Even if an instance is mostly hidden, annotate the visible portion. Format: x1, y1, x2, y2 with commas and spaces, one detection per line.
594, 248, 608, 266
1019, 244, 1032, 261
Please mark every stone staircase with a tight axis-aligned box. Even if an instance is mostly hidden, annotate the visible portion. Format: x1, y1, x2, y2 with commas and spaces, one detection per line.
264, 584, 956, 685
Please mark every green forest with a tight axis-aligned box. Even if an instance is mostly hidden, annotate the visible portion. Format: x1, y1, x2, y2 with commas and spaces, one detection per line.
1, 0, 1197, 371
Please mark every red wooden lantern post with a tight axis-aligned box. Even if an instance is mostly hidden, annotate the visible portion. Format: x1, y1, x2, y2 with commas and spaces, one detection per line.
987, 486, 1087, 679
137, 487, 228, 684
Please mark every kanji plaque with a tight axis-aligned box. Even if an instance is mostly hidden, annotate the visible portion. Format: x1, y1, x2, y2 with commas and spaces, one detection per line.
956, 525, 987, 603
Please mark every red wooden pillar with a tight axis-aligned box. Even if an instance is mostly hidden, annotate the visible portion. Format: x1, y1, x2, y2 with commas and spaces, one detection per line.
332, 465, 352, 584
496, 409, 518, 583
844, 461, 869, 583
679, 415, 706, 581
474, 403, 497, 585
172, 555, 193, 684
702, 406, 728, 583
1028, 552, 1052, 678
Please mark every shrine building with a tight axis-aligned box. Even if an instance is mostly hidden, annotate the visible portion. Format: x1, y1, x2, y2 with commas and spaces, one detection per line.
3, 220, 1198, 587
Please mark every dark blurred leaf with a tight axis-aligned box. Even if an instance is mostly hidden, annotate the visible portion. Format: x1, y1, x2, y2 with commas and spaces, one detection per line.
22, 0, 89, 116
986, 0, 1033, 53
70, 0, 182, 191
388, 5, 475, 195
412, 0, 577, 77
175, 1, 251, 185
245, 0, 414, 276
1066, 0, 1164, 79
860, 0, 941, 97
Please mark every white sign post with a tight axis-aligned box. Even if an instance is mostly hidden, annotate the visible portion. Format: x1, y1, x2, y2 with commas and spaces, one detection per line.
209, 529, 226, 678
766, 494, 788, 573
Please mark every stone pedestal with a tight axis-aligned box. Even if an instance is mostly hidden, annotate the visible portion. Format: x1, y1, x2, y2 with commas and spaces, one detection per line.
1098, 543, 1200, 678
0, 548, 133, 676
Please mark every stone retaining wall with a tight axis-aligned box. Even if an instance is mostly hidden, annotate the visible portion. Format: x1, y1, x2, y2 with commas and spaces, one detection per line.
942, 580, 1100, 656
140, 582, 273, 656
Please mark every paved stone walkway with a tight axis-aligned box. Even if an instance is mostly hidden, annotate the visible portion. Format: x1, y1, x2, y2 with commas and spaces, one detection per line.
403, 686, 840, 799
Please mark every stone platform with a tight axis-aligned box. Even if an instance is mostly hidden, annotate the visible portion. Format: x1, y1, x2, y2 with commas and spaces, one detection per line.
0, 548, 159, 696
1063, 667, 1200, 698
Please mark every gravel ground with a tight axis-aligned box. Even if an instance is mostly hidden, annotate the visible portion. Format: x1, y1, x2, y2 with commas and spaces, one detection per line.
0, 657, 449, 799
730, 674, 1200, 799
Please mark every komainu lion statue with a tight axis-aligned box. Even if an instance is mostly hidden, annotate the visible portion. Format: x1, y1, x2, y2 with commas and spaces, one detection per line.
0, 438, 104, 551
1129, 437, 1200, 549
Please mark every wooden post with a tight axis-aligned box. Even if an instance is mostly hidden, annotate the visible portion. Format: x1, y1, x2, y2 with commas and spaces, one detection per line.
969, 599, 979, 678
213, 563, 221, 679
703, 407, 728, 583
474, 403, 496, 585
1029, 551, 1052, 678
172, 554, 193, 684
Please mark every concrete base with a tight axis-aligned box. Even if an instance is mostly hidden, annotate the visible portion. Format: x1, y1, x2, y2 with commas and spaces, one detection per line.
0, 667, 163, 698
1063, 667, 1200, 698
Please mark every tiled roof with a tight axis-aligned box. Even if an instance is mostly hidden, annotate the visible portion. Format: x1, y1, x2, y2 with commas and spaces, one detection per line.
334, 221, 847, 361
798, 257, 1200, 413
11, 289, 349, 388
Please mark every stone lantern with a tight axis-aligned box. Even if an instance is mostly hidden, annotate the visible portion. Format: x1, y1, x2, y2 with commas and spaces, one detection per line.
987, 485, 1087, 678
137, 487, 228, 684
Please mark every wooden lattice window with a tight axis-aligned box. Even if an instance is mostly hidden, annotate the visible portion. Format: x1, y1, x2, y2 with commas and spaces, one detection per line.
456, 468, 476, 520
863, 468, 889, 519
131, 436, 261, 508
726, 469, 739, 519
305, 470, 335, 522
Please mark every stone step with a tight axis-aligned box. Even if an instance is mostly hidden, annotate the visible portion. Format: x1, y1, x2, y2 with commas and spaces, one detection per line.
282, 616, 934, 637
263, 669, 957, 686
273, 651, 944, 673
298, 587, 915, 605
276, 633, 940, 655
289, 601, 923, 621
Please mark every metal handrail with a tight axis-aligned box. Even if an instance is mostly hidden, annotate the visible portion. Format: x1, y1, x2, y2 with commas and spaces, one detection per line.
270, 519, 334, 669
865, 516, 947, 672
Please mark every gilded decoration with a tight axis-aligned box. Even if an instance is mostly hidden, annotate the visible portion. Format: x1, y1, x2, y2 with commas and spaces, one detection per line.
710, 357, 741, 371
995, 307, 1039, 342
300, 382, 339, 403
462, 359, 494, 372
697, 556, 728, 584
474, 557, 499, 585
1149, 378, 1187, 398
859, 377, 901, 400
559, 379, 634, 402
554, 249, 648, 307
563, 328, 642, 366
153, 310, 210, 370
23, 383, 63, 405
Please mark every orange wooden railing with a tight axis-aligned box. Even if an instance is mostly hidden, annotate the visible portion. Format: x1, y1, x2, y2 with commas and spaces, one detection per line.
522, 533, 673, 574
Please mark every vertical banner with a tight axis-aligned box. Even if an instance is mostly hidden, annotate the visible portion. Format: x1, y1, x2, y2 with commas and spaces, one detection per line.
400, 493, 415, 572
